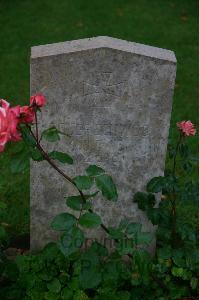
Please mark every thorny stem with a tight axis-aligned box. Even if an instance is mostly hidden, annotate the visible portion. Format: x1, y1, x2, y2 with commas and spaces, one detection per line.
171, 133, 182, 247
34, 110, 39, 142
172, 133, 183, 177
27, 118, 168, 292
28, 125, 110, 235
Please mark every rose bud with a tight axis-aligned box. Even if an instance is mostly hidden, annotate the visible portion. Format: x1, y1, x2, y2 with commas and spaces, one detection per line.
177, 120, 196, 137
30, 94, 46, 108
20, 106, 35, 123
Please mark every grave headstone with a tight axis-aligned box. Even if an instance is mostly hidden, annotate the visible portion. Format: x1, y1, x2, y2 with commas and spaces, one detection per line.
30, 36, 176, 251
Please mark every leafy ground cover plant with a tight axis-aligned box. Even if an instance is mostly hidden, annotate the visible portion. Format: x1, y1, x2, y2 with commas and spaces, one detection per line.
0, 96, 198, 299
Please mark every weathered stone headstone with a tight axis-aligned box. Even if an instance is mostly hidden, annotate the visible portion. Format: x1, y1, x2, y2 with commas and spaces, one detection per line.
30, 36, 176, 251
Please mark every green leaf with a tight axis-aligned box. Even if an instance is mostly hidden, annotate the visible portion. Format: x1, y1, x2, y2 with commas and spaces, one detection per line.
136, 232, 153, 245
65, 192, 98, 211
133, 249, 151, 283
0, 201, 7, 210
79, 212, 101, 228
146, 176, 165, 193
82, 202, 92, 210
42, 127, 61, 142
66, 196, 83, 211
20, 125, 36, 146
146, 208, 160, 225
10, 150, 29, 173
185, 249, 199, 268
79, 245, 102, 289
90, 241, 108, 257
61, 288, 73, 299
108, 227, 124, 240
95, 174, 118, 201
29, 147, 44, 161
134, 192, 156, 211
171, 267, 184, 278
73, 176, 93, 190
126, 222, 142, 235
86, 165, 105, 176
119, 219, 130, 231
158, 246, 172, 260
79, 265, 102, 289
116, 291, 131, 300
73, 291, 89, 300
49, 151, 73, 164
51, 213, 76, 231
45, 292, 60, 300
42, 242, 61, 260
59, 227, 84, 256
47, 278, 61, 293
172, 249, 185, 267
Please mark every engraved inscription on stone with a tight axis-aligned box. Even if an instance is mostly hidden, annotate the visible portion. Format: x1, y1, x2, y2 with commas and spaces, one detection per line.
30, 36, 176, 251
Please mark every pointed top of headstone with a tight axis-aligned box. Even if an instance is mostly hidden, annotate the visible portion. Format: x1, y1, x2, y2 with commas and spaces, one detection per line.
31, 36, 176, 63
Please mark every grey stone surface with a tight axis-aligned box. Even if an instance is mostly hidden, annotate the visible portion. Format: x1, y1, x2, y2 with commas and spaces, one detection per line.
30, 36, 176, 251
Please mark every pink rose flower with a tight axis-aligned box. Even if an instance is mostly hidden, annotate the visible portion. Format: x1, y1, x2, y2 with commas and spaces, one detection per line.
30, 94, 46, 108
177, 120, 196, 136
0, 99, 21, 152
20, 106, 35, 123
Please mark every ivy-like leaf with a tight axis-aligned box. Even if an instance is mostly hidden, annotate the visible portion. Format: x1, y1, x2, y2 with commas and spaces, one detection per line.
49, 151, 73, 164
66, 196, 83, 211
20, 125, 36, 146
171, 267, 184, 278
119, 219, 130, 231
158, 246, 172, 260
134, 192, 155, 211
73, 176, 93, 190
79, 212, 101, 228
126, 222, 142, 235
146, 176, 165, 193
47, 278, 61, 293
79, 244, 103, 289
135, 232, 153, 245
51, 213, 76, 231
79, 264, 102, 290
133, 249, 151, 283
65, 192, 98, 211
95, 174, 118, 201
42, 127, 61, 142
86, 165, 105, 176
108, 227, 124, 240
59, 227, 84, 257
172, 249, 185, 267
29, 147, 44, 161
146, 208, 160, 225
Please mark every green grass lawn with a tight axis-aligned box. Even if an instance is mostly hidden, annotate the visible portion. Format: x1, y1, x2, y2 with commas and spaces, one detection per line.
0, 0, 198, 237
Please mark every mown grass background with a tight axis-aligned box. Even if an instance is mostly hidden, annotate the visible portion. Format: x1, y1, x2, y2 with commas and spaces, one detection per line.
0, 0, 198, 238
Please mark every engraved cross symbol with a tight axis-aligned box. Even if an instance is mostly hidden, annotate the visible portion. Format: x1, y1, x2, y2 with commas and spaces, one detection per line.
83, 72, 127, 98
